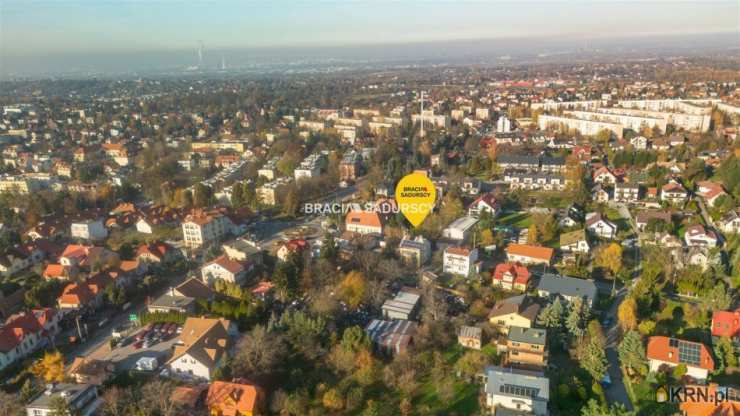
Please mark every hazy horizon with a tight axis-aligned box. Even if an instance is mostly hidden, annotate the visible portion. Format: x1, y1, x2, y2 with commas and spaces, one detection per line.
1, 0, 738, 78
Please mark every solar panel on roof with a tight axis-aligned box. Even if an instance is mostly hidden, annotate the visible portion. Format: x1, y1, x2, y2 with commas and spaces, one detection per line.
500, 384, 538, 398
678, 341, 701, 366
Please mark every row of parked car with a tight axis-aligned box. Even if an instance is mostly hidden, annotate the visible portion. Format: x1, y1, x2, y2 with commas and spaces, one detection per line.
121, 322, 182, 350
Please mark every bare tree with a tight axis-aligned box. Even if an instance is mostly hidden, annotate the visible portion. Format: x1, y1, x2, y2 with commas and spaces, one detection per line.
233, 325, 288, 379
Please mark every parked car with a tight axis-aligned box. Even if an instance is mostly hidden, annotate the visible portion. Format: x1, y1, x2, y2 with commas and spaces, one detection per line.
133, 340, 144, 349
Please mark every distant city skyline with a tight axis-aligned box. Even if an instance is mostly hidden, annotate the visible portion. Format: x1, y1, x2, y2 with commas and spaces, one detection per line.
2, 0, 737, 56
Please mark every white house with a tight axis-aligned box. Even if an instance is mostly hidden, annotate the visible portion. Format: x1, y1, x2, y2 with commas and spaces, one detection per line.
135, 218, 154, 234
167, 317, 235, 381
719, 210, 740, 234
345, 210, 383, 235
593, 167, 617, 185
25, 384, 100, 416
200, 255, 252, 286
484, 366, 549, 416
182, 210, 234, 249
70, 219, 108, 241
585, 212, 617, 239
559, 229, 590, 254
614, 183, 640, 203
443, 246, 479, 277
630, 135, 649, 150
684, 224, 718, 247
467, 193, 500, 217
0, 308, 60, 371
647, 336, 714, 382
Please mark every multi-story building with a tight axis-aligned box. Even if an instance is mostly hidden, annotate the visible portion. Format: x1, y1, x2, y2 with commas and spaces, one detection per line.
443, 246, 478, 276
339, 151, 362, 181
25, 384, 100, 416
257, 157, 279, 180
70, 219, 108, 241
614, 183, 640, 203
181, 210, 233, 248
506, 326, 548, 370
256, 178, 291, 206
294, 153, 325, 181
0, 308, 60, 371
397, 236, 432, 267
484, 366, 549, 416
539, 114, 624, 139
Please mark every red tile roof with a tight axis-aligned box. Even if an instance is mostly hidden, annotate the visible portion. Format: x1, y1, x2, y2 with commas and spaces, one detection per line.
506, 244, 554, 262
492, 262, 530, 285
647, 336, 714, 371
0, 308, 56, 352
712, 309, 740, 339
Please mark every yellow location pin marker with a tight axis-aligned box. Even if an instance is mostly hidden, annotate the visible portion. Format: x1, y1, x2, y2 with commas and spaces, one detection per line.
395, 173, 437, 227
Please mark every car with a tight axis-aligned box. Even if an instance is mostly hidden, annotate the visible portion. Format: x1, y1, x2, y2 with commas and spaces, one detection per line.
154, 323, 164, 333
142, 340, 151, 349
602, 317, 613, 327
118, 336, 133, 347
176, 326, 183, 334
133, 340, 143, 349
135, 330, 148, 341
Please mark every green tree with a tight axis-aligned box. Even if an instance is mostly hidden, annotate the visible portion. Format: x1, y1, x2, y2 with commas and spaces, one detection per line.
566, 297, 589, 339
618, 330, 647, 376
581, 399, 636, 416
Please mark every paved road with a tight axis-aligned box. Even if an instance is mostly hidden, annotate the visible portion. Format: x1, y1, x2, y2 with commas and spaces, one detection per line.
603, 287, 633, 410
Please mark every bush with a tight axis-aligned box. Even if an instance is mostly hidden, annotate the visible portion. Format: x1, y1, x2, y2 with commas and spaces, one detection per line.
137, 311, 187, 325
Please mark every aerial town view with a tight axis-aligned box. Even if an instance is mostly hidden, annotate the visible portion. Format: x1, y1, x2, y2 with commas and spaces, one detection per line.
0, 1, 738, 415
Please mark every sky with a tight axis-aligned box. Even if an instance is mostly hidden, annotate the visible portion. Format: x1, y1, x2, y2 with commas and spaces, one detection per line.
1, 0, 738, 56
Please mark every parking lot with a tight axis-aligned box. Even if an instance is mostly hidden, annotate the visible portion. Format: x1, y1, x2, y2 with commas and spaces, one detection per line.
102, 323, 183, 372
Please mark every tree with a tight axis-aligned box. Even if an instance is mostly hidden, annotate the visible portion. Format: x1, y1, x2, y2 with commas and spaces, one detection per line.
580, 321, 608, 382
618, 297, 638, 331
319, 232, 338, 261
527, 223, 540, 244
139, 380, 179, 416
337, 270, 367, 309
618, 330, 647, 376
0, 390, 23, 416
322, 388, 344, 411
455, 350, 487, 380
48, 396, 80, 416
538, 298, 565, 346
31, 351, 65, 383
233, 325, 287, 379
596, 243, 623, 293
192, 183, 212, 208
713, 336, 738, 373
281, 183, 299, 216
565, 297, 589, 339
581, 399, 636, 416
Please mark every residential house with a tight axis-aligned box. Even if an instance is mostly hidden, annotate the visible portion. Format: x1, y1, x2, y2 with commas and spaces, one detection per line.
647, 336, 714, 381
59, 245, 119, 269
458, 326, 482, 350
345, 210, 383, 235
585, 212, 617, 239
174, 277, 214, 301
57, 274, 110, 311
443, 246, 479, 277
67, 358, 114, 385
206, 380, 265, 416
536, 273, 598, 307
136, 242, 178, 264
506, 326, 548, 370
719, 210, 740, 234
635, 210, 672, 232
696, 181, 727, 207
559, 229, 590, 254
614, 183, 640, 203
182, 210, 234, 249
365, 319, 417, 355
661, 181, 688, 205
484, 366, 549, 416
167, 317, 235, 380
148, 290, 196, 314
591, 184, 611, 203
488, 295, 541, 335
491, 263, 531, 291
0, 308, 59, 371
381, 287, 421, 321
442, 216, 479, 241
593, 166, 617, 185
222, 239, 263, 265
684, 224, 718, 247
201, 255, 253, 286
70, 219, 108, 241
504, 171, 567, 191
711, 309, 739, 343
276, 239, 308, 262
505, 244, 554, 266
468, 193, 500, 218
397, 236, 432, 268
25, 383, 100, 416
497, 154, 540, 171
630, 135, 649, 150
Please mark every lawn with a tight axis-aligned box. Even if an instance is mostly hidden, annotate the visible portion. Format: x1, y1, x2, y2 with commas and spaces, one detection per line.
498, 212, 532, 229
414, 344, 483, 415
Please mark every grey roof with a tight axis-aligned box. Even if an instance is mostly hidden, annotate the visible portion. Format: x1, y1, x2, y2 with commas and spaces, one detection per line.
540, 156, 565, 166
382, 289, 420, 317
149, 294, 195, 310
365, 319, 417, 354
508, 326, 547, 346
536, 273, 597, 303
27, 384, 97, 410
498, 154, 540, 165
459, 325, 482, 339
485, 365, 550, 401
